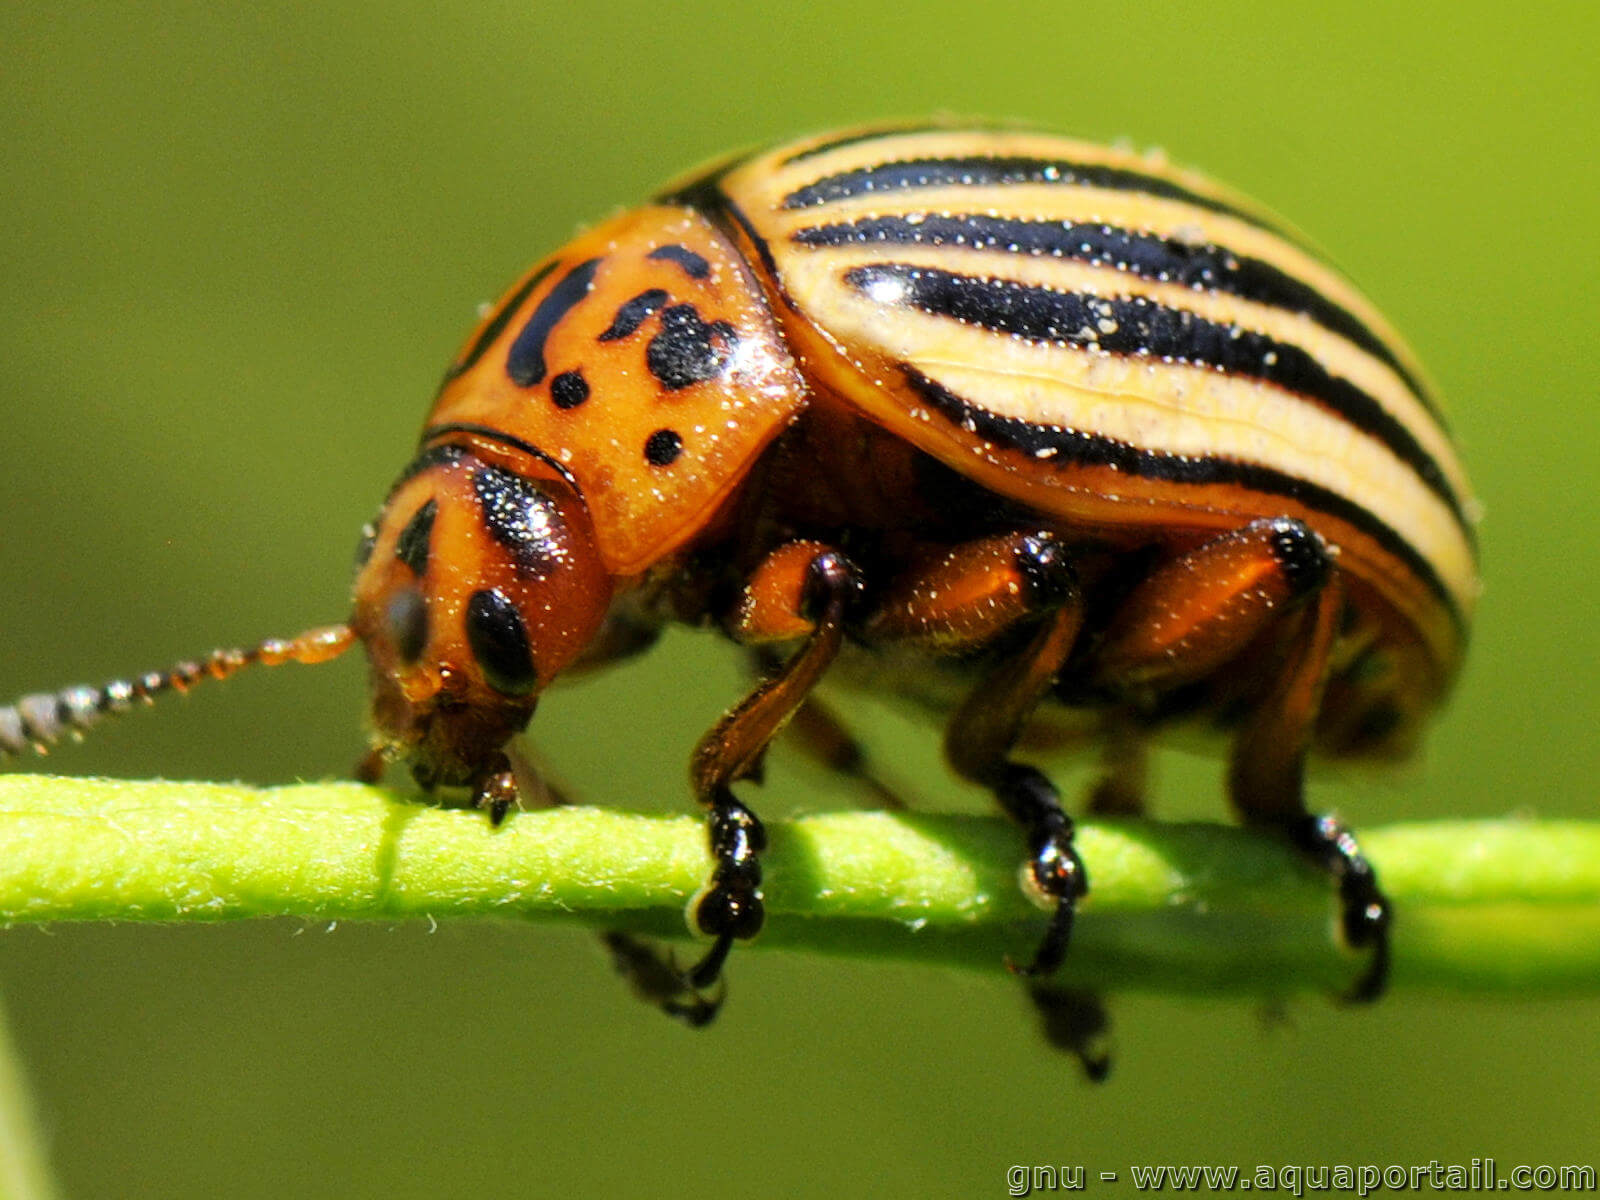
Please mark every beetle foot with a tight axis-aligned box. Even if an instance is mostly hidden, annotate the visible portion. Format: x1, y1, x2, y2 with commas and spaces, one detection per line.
470, 754, 521, 826
1290, 813, 1391, 1001
1029, 986, 1113, 1083
601, 932, 725, 1028
687, 789, 767, 990
353, 744, 388, 785
998, 765, 1088, 978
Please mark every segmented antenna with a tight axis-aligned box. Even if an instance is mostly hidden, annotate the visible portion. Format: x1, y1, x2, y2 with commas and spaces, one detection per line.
0, 624, 355, 757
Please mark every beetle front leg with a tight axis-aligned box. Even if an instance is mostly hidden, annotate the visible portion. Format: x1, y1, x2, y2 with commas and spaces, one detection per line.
685, 541, 861, 990
1094, 517, 1390, 998
470, 751, 521, 826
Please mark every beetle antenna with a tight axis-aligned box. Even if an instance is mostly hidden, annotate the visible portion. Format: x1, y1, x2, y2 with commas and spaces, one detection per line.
0, 623, 355, 758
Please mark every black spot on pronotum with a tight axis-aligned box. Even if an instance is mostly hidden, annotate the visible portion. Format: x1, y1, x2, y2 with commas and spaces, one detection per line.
506, 258, 601, 387
644, 428, 683, 467
647, 244, 711, 279
550, 369, 590, 410
386, 588, 429, 664
395, 499, 437, 576
473, 463, 562, 577
598, 289, 668, 342
465, 588, 539, 696
646, 305, 738, 390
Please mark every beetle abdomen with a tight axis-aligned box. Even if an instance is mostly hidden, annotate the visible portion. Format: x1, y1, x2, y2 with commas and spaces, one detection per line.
683, 126, 1477, 686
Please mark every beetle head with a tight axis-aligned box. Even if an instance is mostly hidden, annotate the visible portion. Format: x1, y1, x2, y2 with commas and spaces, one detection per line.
350, 437, 612, 790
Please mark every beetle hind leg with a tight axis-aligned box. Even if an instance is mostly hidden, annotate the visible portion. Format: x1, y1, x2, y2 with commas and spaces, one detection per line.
1097, 517, 1391, 998
1229, 575, 1392, 1000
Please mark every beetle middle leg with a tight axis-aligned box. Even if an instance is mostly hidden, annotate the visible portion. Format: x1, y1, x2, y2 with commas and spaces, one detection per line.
865, 530, 1090, 978
1093, 517, 1391, 998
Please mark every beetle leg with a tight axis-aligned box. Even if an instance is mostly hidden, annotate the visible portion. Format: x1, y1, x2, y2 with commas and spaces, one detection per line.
777, 679, 907, 811
1087, 717, 1147, 817
600, 932, 724, 1028
469, 751, 520, 826
1027, 986, 1113, 1083
353, 745, 388, 785
1232, 578, 1391, 1000
1092, 517, 1333, 693
685, 541, 862, 990
906, 532, 1088, 978
1094, 517, 1390, 998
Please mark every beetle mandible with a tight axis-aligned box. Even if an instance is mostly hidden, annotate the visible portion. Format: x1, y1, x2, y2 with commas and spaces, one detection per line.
2, 125, 1478, 1048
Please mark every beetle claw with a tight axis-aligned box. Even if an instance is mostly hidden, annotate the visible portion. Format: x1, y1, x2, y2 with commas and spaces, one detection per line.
995, 765, 1088, 978
1029, 986, 1114, 1083
685, 930, 738, 993
471, 755, 521, 826
1290, 813, 1393, 1002
1006, 894, 1077, 979
684, 789, 768, 989
601, 932, 727, 1028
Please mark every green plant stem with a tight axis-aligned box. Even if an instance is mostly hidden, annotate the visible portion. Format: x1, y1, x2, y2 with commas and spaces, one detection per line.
0, 992, 59, 1200
1, 774, 1596, 996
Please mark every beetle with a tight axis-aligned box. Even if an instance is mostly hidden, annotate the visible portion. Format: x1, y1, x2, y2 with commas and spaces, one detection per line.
2, 125, 1476, 1057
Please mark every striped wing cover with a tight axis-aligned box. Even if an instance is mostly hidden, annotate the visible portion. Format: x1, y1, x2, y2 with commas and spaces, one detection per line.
690, 127, 1478, 680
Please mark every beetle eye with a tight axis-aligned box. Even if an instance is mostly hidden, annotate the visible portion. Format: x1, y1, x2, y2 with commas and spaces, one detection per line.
465, 588, 538, 695
385, 587, 429, 663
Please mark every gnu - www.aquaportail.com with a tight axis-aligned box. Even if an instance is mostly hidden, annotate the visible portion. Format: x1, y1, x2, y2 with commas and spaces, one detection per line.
1005, 1160, 1596, 1195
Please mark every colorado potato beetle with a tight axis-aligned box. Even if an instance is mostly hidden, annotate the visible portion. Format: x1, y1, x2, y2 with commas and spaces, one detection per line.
2, 125, 1476, 1062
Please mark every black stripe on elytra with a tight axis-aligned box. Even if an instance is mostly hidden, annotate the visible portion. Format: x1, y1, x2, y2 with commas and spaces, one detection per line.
647, 244, 711, 279
442, 260, 558, 388
901, 367, 1466, 634
598, 289, 669, 342
507, 258, 601, 387
395, 499, 437, 576
777, 125, 947, 165
781, 155, 1296, 242
848, 264, 1468, 533
795, 214, 1433, 410
473, 461, 561, 578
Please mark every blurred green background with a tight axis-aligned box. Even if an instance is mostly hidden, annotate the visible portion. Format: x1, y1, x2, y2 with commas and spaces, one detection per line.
1, 3, 1595, 1196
